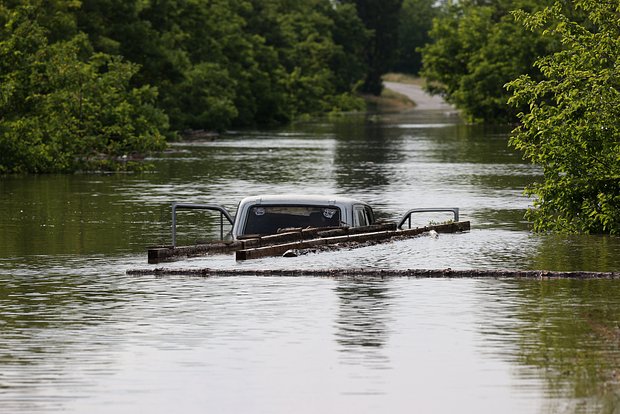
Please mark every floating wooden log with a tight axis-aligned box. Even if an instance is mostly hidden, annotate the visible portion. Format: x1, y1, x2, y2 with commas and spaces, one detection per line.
126, 267, 620, 279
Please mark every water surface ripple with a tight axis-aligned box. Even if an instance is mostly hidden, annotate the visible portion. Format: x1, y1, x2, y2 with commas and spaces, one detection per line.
1, 111, 620, 413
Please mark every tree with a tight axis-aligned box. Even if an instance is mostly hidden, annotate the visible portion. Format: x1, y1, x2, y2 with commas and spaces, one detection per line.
325, 2, 369, 95
78, 0, 367, 130
506, 0, 620, 234
0, 5, 167, 173
343, 0, 403, 95
2, 0, 372, 173
241, 0, 366, 120
420, 0, 553, 122
392, 0, 438, 74
76, 0, 241, 131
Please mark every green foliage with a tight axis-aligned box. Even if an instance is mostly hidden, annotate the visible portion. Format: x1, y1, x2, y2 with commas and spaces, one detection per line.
420, 0, 554, 122
2, 0, 371, 173
393, 0, 439, 74
342, 0, 403, 95
507, 1, 620, 234
76, 0, 242, 131
0, 5, 167, 173
78, 0, 368, 130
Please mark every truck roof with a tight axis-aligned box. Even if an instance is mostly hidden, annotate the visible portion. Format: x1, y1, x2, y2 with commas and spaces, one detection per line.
237, 194, 370, 207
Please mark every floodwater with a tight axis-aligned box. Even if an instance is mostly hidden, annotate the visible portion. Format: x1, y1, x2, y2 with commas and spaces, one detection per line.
1, 109, 620, 413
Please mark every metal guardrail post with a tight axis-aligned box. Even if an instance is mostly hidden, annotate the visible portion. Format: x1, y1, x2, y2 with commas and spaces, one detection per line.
171, 202, 234, 247
397, 208, 460, 230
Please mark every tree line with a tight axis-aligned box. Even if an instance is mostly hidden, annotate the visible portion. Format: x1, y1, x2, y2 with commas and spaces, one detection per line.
1, 0, 426, 173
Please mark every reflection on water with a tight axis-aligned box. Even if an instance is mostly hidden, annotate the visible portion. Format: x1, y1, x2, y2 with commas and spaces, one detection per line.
335, 280, 392, 377
476, 279, 620, 414
1, 110, 620, 412
5, 271, 618, 413
333, 118, 404, 191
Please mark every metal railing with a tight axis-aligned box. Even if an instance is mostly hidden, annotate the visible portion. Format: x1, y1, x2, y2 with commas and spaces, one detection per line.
171, 202, 234, 247
398, 208, 460, 230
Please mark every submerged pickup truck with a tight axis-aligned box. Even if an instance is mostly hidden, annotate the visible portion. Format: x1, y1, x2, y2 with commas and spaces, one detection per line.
148, 194, 469, 263
169, 193, 461, 246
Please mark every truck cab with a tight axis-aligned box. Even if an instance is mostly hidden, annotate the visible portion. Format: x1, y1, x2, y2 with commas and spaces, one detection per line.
231, 194, 374, 239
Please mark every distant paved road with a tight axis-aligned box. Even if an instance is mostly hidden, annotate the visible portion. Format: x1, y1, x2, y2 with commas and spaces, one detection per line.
384, 81, 454, 111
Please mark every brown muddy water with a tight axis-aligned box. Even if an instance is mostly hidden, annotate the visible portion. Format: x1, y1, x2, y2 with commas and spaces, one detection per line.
1, 109, 620, 413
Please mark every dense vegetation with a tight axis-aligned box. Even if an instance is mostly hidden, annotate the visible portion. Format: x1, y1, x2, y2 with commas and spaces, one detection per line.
1, 0, 399, 173
421, 0, 619, 234
342, 0, 403, 95
0, 0, 443, 173
419, 0, 555, 123
0, 4, 169, 173
507, 1, 620, 234
393, 0, 439, 75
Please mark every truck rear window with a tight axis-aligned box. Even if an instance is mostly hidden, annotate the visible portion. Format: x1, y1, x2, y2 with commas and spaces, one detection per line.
243, 205, 341, 235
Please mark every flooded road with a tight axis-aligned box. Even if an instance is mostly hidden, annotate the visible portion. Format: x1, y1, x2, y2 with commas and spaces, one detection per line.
1, 108, 620, 413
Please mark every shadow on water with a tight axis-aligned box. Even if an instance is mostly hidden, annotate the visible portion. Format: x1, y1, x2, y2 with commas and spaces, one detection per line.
0, 175, 171, 255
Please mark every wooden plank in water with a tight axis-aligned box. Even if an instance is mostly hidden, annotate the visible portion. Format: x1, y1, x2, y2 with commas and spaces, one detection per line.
235, 221, 471, 261
147, 222, 468, 264
147, 223, 400, 263
148, 241, 242, 264
236, 236, 339, 261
